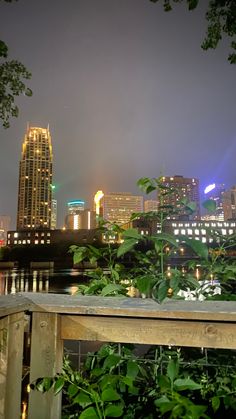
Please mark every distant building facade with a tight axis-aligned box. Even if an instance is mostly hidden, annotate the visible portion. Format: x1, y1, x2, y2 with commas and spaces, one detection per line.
0, 215, 11, 245
159, 175, 200, 219
17, 126, 53, 230
144, 200, 158, 212
94, 191, 144, 225
66, 209, 96, 230
7, 228, 100, 247
223, 186, 236, 220
202, 183, 225, 221
51, 199, 57, 229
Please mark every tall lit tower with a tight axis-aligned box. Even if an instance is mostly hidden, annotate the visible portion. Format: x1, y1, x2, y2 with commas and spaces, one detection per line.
17, 126, 53, 230
159, 175, 200, 219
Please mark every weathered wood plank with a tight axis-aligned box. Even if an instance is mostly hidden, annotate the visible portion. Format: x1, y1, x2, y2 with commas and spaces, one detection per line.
20, 293, 236, 321
61, 315, 236, 349
28, 312, 63, 419
0, 312, 25, 419
0, 293, 32, 317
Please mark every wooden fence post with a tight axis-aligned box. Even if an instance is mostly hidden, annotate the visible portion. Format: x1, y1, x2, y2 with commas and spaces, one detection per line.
28, 312, 63, 419
0, 312, 25, 419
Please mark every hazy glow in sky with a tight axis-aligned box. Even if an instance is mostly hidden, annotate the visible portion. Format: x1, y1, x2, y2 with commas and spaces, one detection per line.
0, 0, 235, 228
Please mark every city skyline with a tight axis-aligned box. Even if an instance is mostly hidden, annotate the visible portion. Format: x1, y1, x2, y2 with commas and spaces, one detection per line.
0, 0, 235, 228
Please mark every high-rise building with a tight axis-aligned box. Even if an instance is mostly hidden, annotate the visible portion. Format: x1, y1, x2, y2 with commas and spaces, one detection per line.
223, 186, 236, 220
17, 126, 53, 230
51, 199, 57, 229
94, 191, 143, 225
159, 175, 200, 219
202, 183, 225, 221
65, 200, 85, 229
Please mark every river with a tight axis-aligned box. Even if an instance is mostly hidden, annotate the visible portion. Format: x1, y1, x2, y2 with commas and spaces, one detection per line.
0, 267, 87, 295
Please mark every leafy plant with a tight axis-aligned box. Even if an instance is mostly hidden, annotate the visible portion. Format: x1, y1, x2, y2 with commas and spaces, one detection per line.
31, 344, 236, 418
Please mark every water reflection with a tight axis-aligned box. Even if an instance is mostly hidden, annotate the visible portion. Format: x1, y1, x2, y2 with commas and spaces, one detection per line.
0, 268, 86, 295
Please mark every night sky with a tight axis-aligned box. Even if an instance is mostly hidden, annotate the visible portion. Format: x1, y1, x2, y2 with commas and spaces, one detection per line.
0, 0, 235, 228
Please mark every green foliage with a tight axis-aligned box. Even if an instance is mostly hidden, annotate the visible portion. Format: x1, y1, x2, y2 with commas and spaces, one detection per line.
31, 344, 236, 418
150, 0, 236, 64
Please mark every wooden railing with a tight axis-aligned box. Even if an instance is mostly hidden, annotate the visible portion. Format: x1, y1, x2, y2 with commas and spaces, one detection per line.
1, 292, 236, 419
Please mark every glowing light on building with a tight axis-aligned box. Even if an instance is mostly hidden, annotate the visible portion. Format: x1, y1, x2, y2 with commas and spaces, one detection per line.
94, 190, 104, 215
204, 183, 216, 194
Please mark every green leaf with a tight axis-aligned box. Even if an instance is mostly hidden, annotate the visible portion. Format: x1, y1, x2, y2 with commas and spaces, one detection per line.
212, 395, 220, 412
188, 0, 199, 10
101, 388, 121, 402
185, 201, 196, 212
74, 391, 92, 407
104, 403, 124, 417
174, 378, 201, 391
181, 237, 208, 260
126, 360, 139, 379
103, 354, 121, 370
136, 276, 152, 295
202, 199, 216, 212
122, 228, 142, 239
68, 383, 79, 397
42, 377, 53, 392
101, 283, 123, 296
167, 359, 179, 385
117, 238, 137, 258
79, 406, 99, 419
53, 377, 64, 395
153, 233, 178, 247
153, 281, 169, 303
169, 276, 180, 291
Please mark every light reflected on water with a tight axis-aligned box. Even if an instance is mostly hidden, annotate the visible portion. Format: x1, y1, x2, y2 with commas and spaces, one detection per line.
0, 268, 85, 295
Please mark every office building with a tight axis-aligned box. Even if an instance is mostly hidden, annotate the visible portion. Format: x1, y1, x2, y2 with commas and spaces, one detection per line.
144, 200, 158, 212
17, 126, 53, 230
67, 200, 85, 215
66, 209, 96, 230
223, 186, 236, 220
94, 191, 143, 225
51, 199, 57, 229
202, 183, 225, 221
65, 200, 86, 229
159, 175, 200, 219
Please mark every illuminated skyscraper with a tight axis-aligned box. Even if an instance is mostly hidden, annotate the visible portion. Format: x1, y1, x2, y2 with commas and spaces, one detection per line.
94, 191, 143, 225
17, 126, 53, 230
202, 183, 225, 221
159, 175, 200, 219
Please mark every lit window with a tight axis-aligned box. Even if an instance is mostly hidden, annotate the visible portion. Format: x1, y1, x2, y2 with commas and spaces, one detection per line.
174, 229, 179, 235
187, 229, 192, 235
201, 229, 206, 235
221, 229, 227, 235
181, 229, 186, 235
14, 240, 17, 244
202, 237, 207, 243
35, 240, 38, 244
229, 229, 234, 235
47, 232, 50, 236
41, 240, 44, 244
47, 240, 50, 244
14, 232, 18, 238
27, 240, 31, 244
195, 229, 199, 235
8, 233, 10, 238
